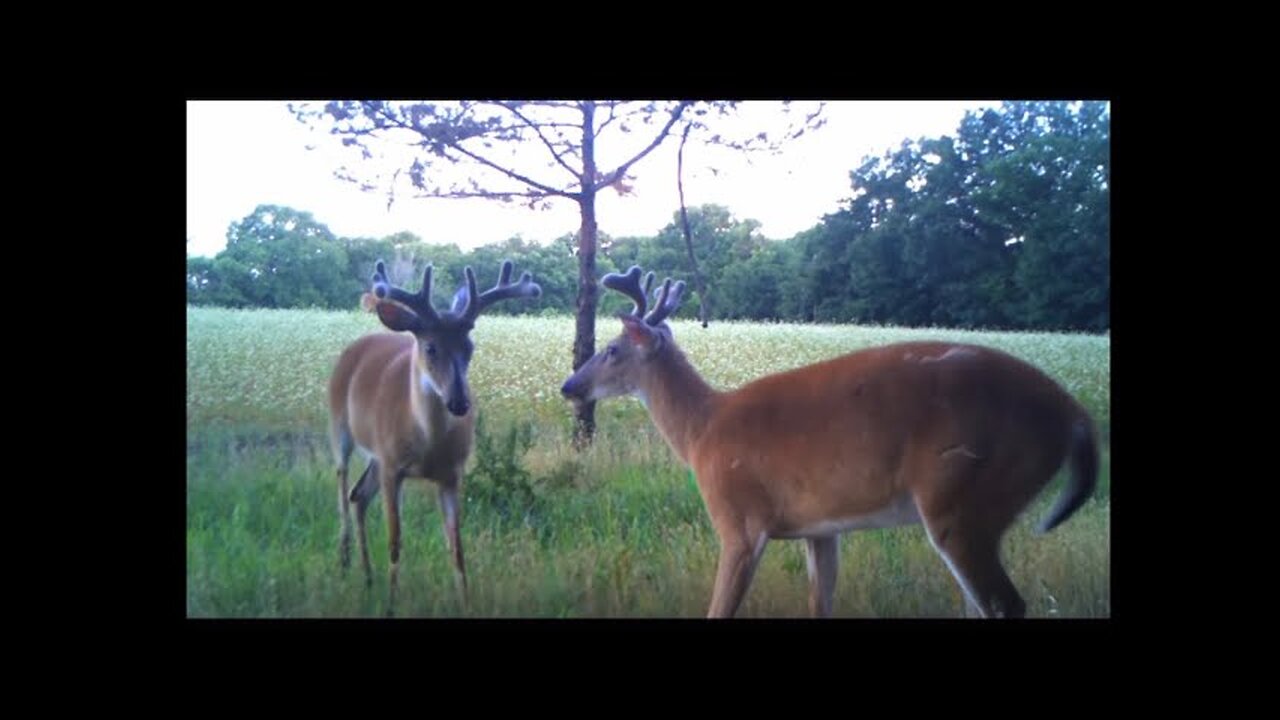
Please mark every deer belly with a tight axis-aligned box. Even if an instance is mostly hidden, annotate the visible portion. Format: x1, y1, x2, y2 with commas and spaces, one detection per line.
773, 492, 921, 539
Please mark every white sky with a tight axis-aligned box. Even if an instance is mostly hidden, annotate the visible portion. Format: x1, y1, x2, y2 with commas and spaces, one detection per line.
186, 100, 1001, 258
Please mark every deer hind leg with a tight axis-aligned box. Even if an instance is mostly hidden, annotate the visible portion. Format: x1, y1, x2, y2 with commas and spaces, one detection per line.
914, 451, 1030, 619
927, 525, 1025, 619
350, 459, 380, 588
918, 493, 1025, 619
805, 536, 840, 618
964, 596, 985, 619
333, 427, 355, 571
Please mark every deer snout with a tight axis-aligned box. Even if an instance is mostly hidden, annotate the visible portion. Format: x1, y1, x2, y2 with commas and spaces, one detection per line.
446, 397, 470, 416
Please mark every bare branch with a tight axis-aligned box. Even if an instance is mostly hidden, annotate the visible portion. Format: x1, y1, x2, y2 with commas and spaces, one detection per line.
677, 122, 710, 328
448, 141, 580, 199
594, 101, 621, 138
527, 100, 582, 110
387, 168, 401, 212
411, 190, 556, 201
696, 101, 828, 155
595, 102, 691, 190
368, 104, 580, 200
488, 101, 581, 180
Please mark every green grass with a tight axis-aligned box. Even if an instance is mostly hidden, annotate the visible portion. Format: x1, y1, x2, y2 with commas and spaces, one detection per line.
187, 307, 1111, 618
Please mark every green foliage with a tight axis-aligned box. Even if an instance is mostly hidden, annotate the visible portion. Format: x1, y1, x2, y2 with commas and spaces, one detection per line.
466, 416, 538, 527
812, 100, 1110, 331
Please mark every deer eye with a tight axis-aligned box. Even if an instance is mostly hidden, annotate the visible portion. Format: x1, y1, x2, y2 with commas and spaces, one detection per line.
425, 343, 437, 358
606, 345, 618, 358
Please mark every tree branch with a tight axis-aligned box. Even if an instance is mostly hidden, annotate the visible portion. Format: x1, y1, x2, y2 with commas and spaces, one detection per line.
489, 101, 582, 180
411, 189, 556, 200
677, 123, 710, 328
448, 141, 580, 199
596, 102, 691, 190
594, 101, 621, 138
369, 104, 579, 200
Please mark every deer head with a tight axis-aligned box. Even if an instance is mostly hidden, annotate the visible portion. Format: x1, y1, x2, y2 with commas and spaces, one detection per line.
370, 259, 541, 416
560, 265, 686, 403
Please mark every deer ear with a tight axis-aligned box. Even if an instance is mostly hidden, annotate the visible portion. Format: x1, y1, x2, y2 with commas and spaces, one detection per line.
451, 284, 469, 314
375, 301, 421, 333
619, 314, 656, 349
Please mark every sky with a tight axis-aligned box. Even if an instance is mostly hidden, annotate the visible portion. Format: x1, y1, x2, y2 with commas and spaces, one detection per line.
186, 100, 1001, 258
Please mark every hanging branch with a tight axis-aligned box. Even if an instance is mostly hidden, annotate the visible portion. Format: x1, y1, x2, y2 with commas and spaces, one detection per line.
677, 123, 710, 328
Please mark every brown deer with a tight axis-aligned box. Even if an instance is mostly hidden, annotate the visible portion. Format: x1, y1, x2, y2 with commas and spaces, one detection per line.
560, 265, 1100, 618
330, 259, 541, 610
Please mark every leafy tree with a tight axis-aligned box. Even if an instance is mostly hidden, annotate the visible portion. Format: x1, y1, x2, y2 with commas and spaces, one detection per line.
801, 100, 1108, 331
213, 205, 351, 309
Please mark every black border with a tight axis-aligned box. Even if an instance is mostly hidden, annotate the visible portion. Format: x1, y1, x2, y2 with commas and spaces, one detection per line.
163, 85, 1131, 671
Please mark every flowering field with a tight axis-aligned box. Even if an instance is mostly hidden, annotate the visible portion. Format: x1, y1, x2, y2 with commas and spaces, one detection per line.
187, 307, 1109, 437
187, 307, 1110, 618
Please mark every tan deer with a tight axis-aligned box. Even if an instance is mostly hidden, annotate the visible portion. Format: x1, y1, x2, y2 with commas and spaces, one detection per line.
330, 259, 541, 610
560, 265, 1100, 618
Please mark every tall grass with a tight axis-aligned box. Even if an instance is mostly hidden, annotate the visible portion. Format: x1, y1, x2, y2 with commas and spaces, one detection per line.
187, 308, 1110, 618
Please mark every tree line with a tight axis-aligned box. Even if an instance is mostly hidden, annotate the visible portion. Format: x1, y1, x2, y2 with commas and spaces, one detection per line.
187, 101, 1108, 332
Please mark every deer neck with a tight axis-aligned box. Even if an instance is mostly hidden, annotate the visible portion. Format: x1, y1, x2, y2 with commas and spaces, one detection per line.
635, 342, 718, 466
409, 354, 462, 436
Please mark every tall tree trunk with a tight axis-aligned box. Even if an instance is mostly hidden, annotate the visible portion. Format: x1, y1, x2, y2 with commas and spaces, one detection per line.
572, 102, 599, 448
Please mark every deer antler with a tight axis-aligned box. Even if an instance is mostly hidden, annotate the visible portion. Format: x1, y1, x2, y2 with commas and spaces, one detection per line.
602, 265, 685, 327
458, 260, 542, 323
371, 261, 442, 326
602, 265, 656, 319
645, 277, 687, 326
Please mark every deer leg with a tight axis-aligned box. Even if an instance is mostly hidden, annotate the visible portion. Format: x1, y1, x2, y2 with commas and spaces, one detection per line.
337, 466, 352, 572
964, 597, 985, 618
334, 429, 354, 571
382, 467, 407, 615
438, 474, 468, 608
915, 450, 1032, 619
920, 516, 1025, 619
707, 531, 767, 619
805, 536, 840, 618
350, 460, 380, 588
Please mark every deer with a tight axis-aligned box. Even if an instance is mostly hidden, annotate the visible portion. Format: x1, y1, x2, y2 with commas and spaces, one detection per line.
329, 258, 541, 611
560, 265, 1100, 619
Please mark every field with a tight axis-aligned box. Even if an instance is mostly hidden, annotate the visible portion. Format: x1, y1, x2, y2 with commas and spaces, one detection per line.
186, 307, 1111, 618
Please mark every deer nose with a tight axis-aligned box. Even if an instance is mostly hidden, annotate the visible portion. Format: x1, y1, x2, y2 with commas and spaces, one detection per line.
447, 398, 470, 416
561, 378, 582, 399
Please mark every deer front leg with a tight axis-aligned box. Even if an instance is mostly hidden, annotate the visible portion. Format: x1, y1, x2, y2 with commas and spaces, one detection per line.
707, 530, 768, 619
438, 470, 468, 608
381, 466, 406, 615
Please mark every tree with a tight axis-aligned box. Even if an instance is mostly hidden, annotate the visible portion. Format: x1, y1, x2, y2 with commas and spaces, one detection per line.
215, 205, 351, 309
799, 100, 1108, 331
961, 101, 1110, 330
290, 100, 824, 445
626, 204, 768, 320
